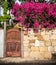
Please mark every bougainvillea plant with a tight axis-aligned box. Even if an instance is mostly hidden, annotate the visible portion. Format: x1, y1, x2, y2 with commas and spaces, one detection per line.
11, 1, 56, 31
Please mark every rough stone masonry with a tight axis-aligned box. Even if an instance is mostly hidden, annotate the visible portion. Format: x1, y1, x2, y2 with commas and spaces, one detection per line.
23, 28, 56, 60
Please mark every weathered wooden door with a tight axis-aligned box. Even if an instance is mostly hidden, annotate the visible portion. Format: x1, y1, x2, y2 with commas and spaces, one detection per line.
6, 29, 21, 57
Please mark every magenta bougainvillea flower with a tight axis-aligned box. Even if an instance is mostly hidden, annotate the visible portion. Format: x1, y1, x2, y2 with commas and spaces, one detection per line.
11, 2, 56, 31
33, 20, 39, 28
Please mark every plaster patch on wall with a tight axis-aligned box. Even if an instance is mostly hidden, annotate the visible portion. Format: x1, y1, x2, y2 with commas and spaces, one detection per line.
0, 30, 4, 57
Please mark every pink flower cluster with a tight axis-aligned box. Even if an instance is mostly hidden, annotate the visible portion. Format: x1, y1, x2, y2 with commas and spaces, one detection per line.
11, 2, 56, 30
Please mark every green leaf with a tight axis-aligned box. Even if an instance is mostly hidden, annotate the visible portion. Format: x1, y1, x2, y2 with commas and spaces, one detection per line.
0, 1, 11, 22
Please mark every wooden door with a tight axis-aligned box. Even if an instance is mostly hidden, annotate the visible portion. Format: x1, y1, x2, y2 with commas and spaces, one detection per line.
6, 29, 21, 57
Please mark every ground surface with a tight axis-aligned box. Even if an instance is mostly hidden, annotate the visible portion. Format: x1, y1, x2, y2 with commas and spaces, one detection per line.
0, 58, 56, 65
0, 62, 56, 65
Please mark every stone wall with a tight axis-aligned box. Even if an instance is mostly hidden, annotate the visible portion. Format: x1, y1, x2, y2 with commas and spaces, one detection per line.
23, 28, 56, 60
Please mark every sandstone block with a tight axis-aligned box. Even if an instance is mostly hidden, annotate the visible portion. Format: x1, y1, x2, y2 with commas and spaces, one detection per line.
29, 40, 35, 43
23, 40, 29, 44
28, 36, 34, 40
50, 34, 56, 40
48, 46, 54, 52
34, 33, 38, 37
28, 34, 34, 37
40, 47, 48, 52
45, 30, 52, 35
39, 41, 45, 46
54, 46, 56, 52
52, 40, 56, 46
28, 36, 37, 40
33, 37, 37, 40
24, 31, 28, 35
24, 43, 29, 47
31, 46, 39, 51
24, 51, 29, 58
42, 34, 49, 40
24, 46, 30, 52
24, 36, 28, 40
54, 28, 56, 34
51, 30, 56, 34
38, 52, 45, 60
44, 52, 52, 59
30, 51, 39, 59
41, 29, 46, 35
44, 40, 51, 46
37, 34, 44, 41
29, 43, 35, 47
30, 51, 34, 58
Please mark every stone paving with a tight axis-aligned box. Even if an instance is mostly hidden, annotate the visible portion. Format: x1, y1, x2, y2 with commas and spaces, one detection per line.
0, 57, 35, 63
0, 57, 56, 63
